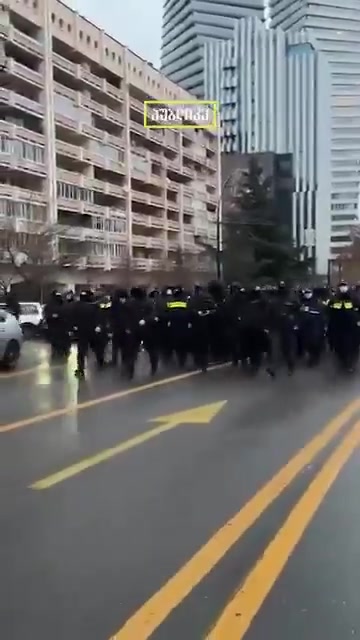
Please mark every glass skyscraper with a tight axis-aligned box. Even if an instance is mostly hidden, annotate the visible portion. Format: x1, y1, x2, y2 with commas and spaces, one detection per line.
161, 0, 264, 96
204, 17, 333, 274
269, 0, 360, 256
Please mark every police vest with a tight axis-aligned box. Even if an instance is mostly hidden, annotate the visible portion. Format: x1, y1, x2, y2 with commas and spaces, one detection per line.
331, 301, 353, 310
166, 300, 188, 309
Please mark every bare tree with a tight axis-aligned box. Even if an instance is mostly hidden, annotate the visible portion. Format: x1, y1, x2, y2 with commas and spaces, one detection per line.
0, 219, 88, 288
151, 254, 173, 289
112, 249, 134, 288
166, 246, 199, 288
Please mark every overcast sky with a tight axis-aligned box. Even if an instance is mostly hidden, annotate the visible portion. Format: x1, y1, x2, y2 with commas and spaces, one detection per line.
67, 0, 163, 66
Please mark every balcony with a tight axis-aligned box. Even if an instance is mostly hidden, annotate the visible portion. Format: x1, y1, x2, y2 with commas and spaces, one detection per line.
130, 97, 143, 113
87, 254, 107, 267
183, 186, 193, 197
81, 123, 104, 140
82, 202, 108, 216
183, 202, 193, 214
167, 201, 179, 211
56, 197, 83, 213
0, 121, 45, 145
182, 148, 194, 161
130, 120, 146, 136
105, 182, 126, 198
6, 59, 43, 87
0, 184, 46, 202
167, 220, 180, 231
165, 135, 179, 151
53, 53, 77, 76
105, 106, 124, 125
131, 191, 163, 207
84, 228, 108, 241
80, 67, 105, 92
58, 226, 86, 241
206, 158, 217, 170
194, 153, 206, 165
106, 133, 125, 149
57, 168, 82, 185
167, 182, 180, 192
149, 151, 164, 165
167, 160, 181, 172
55, 112, 80, 132
56, 140, 82, 160
0, 149, 46, 175
105, 82, 124, 102
206, 192, 217, 204
132, 257, 148, 270
167, 240, 180, 250
182, 130, 194, 142
0, 89, 44, 117
82, 95, 104, 117
97, 157, 126, 175
132, 237, 162, 249
149, 130, 165, 145
182, 165, 193, 177
8, 27, 43, 57
149, 194, 164, 206
131, 190, 148, 204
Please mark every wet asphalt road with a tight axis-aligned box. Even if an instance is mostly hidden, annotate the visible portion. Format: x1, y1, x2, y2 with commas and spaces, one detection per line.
1, 342, 360, 639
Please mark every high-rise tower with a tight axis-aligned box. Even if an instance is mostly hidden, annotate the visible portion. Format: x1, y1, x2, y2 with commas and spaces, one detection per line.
161, 0, 264, 97
269, 0, 360, 256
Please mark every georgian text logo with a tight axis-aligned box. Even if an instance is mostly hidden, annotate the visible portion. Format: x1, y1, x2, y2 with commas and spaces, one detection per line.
143, 100, 218, 129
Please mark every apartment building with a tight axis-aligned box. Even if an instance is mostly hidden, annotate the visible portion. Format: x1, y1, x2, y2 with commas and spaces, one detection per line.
0, 0, 219, 286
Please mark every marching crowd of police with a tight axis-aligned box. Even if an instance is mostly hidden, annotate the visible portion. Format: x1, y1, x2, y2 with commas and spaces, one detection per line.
36, 279, 360, 379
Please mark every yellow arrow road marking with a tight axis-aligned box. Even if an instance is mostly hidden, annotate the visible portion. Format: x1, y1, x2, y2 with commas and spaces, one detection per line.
151, 402, 227, 426
30, 401, 227, 490
109, 397, 360, 640
207, 418, 360, 639
0, 363, 228, 434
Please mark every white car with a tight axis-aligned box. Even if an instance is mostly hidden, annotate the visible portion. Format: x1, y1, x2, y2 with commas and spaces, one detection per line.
0, 308, 23, 367
18, 302, 44, 337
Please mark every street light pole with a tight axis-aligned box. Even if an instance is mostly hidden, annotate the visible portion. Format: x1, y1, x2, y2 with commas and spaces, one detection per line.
215, 171, 241, 280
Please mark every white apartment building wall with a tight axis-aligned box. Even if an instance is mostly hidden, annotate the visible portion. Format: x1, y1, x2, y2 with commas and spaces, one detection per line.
0, 0, 218, 285
269, 0, 360, 258
204, 17, 332, 274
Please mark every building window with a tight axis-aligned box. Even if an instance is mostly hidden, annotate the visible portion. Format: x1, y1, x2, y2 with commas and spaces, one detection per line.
79, 30, 83, 39
59, 18, 63, 28
94, 40, 98, 48
105, 47, 108, 56
51, 12, 55, 22
118, 55, 121, 64
112, 52, 115, 60
86, 35, 91, 44
67, 24, 71, 32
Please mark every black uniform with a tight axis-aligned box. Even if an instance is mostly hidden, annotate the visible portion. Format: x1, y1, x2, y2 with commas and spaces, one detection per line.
270, 285, 300, 374
298, 291, 326, 366
120, 287, 158, 379
327, 285, 359, 372
67, 291, 102, 376
189, 290, 216, 372
161, 289, 192, 368
44, 292, 71, 358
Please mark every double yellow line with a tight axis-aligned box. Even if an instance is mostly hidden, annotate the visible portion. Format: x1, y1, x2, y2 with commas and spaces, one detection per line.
110, 397, 360, 640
